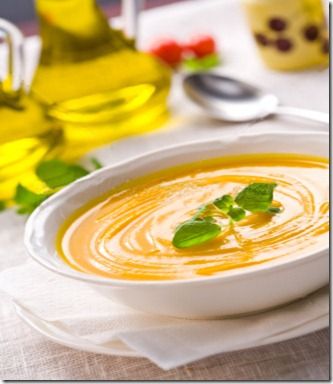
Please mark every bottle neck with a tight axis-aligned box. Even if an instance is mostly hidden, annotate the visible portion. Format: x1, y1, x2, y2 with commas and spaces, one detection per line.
35, 0, 133, 64
36, 0, 108, 38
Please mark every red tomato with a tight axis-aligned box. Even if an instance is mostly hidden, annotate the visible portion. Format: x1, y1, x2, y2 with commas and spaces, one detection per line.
149, 39, 183, 67
186, 35, 216, 58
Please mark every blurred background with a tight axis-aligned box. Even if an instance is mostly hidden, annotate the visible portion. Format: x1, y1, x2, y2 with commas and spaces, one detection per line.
0, 0, 188, 35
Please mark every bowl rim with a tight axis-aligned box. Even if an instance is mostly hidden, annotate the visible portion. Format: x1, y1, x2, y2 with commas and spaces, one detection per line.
24, 130, 329, 288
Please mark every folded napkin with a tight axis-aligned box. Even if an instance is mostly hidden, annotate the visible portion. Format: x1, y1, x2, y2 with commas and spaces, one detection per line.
0, 260, 328, 370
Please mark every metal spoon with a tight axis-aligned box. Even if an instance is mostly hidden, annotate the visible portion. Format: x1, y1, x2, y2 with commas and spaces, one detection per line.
183, 73, 329, 125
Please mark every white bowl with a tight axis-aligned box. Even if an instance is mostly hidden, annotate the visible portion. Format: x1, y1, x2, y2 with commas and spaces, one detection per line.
25, 132, 329, 319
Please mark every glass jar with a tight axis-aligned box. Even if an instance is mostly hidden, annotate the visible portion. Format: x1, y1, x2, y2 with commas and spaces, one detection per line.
242, 0, 329, 71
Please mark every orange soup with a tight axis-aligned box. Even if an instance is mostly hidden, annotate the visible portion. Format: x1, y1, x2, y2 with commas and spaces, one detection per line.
58, 154, 329, 280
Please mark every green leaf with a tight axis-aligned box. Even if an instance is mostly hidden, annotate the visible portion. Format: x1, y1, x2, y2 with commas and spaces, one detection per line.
228, 207, 246, 222
36, 159, 89, 188
193, 203, 210, 219
17, 207, 34, 215
202, 216, 216, 223
172, 182, 281, 249
91, 157, 103, 170
183, 53, 220, 72
172, 219, 221, 249
267, 206, 281, 214
14, 184, 48, 206
14, 184, 49, 214
214, 194, 234, 213
235, 183, 277, 213
0, 201, 6, 212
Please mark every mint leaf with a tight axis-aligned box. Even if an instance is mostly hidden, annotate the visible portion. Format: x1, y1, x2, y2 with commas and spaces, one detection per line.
14, 184, 49, 214
267, 206, 281, 214
228, 207, 246, 221
172, 218, 221, 249
235, 183, 277, 213
0, 201, 5, 212
202, 216, 216, 223
91, 157, 103, 170
214, 194, 234, 213
193, 203, 210, 219
36, 159, 89, 189
172, 182, 281, 249
17, 207, 34, 215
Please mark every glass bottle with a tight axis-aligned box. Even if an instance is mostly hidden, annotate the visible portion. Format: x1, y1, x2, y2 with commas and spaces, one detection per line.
31, 0, 172, 160
0, 19, 62, 202
242, 0, 329, 71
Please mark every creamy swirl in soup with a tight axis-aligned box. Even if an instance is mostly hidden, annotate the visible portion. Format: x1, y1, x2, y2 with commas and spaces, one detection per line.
58, 154, 329, 280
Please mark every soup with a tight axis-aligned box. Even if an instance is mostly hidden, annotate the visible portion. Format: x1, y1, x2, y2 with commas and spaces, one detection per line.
58, 153, 329, 281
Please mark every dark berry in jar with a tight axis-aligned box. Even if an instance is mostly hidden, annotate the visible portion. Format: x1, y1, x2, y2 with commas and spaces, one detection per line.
276, 38, 293, 52
254, 33, 270, 46
303, 25, 319, 41
268, 17, 287, 32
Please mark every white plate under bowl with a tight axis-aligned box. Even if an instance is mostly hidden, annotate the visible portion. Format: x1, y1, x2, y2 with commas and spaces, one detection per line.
24, 132, 329, 319
13, 288, 329, 359
14, 301, 138, 357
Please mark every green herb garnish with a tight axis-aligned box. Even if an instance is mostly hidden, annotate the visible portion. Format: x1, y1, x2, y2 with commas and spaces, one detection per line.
90, 157, 103, 170
36, 159, 89, 189
172, 182, 281, 249
14, 184, 50, 214
10, 158, 101, 215
0, 201, 6, 212
235, 182, 277, 213
172, 217, 222, 249
213, 194, 234, 213
267, 206, 282, 214
183, 53, 220, 72
227, 206, 246, 222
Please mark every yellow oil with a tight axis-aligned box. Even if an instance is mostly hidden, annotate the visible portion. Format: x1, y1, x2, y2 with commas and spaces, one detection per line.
0, 90, 62, 201
31, 0, 172, 160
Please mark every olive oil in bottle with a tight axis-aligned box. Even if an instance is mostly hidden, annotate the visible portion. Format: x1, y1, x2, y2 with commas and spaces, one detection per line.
0, 19, 62, 202
0, 94, 62, 201
31, 0, 172, 159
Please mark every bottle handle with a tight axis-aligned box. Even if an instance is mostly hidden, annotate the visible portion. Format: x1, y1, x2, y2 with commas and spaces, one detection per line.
0, 18, 24, 94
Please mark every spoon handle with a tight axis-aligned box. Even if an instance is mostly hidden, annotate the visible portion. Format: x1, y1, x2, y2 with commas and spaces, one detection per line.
275, 106, 329, 125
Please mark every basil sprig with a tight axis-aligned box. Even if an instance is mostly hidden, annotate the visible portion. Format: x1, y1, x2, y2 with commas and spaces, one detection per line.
14, 184, 51, 214
235, 183, 278, 213
36, 160, 89, 189
0, 201, 6, 212
12, 158, 103, 215
172, 217, 222, 249
172, 182, 281, 249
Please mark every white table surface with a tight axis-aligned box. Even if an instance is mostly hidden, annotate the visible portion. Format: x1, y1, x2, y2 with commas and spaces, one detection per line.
0, 0, 329, 380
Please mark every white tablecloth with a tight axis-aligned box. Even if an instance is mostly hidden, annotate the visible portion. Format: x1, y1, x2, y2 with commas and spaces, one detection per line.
0, 0, 329, 380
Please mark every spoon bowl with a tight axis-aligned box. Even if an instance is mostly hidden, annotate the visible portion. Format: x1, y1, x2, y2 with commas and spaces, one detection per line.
183, 73, 328, 125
